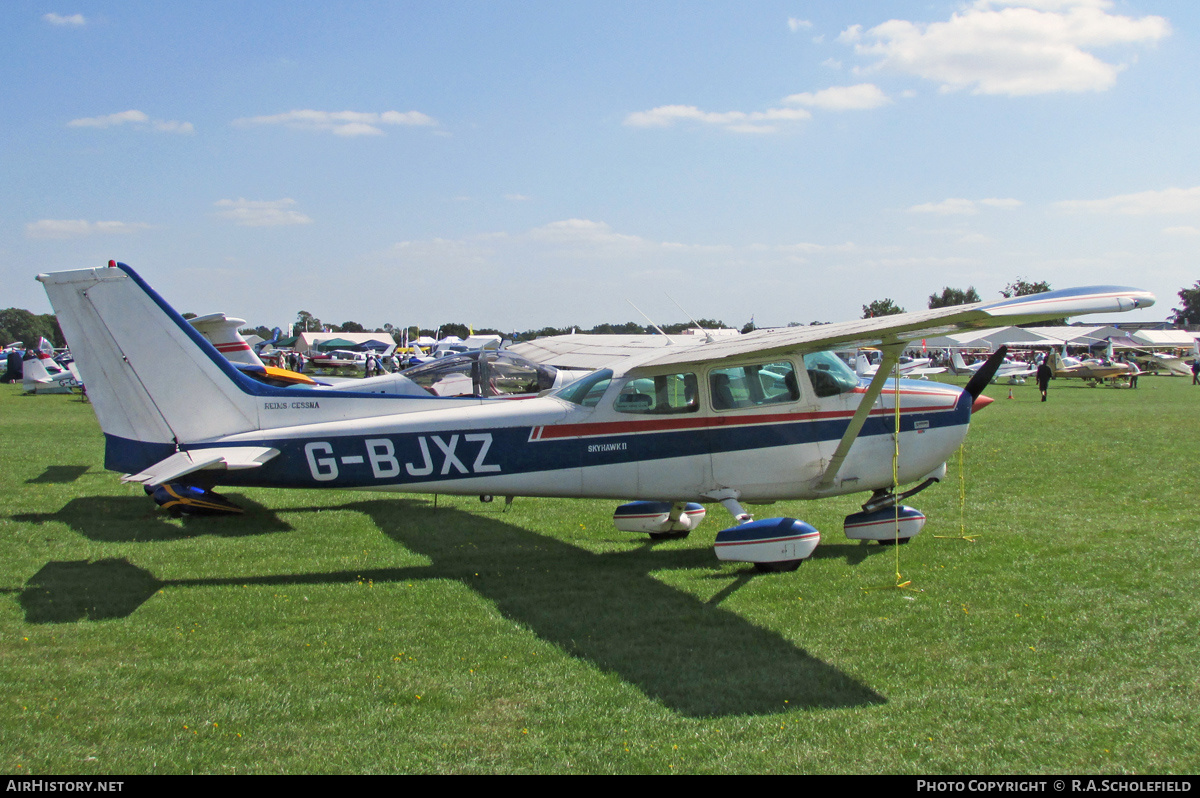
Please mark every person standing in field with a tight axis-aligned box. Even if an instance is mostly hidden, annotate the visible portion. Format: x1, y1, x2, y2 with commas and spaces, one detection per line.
1037, 353, 1053, 402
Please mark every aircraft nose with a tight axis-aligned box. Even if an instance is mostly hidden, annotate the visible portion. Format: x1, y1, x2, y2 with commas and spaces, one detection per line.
971, 394, 994, 413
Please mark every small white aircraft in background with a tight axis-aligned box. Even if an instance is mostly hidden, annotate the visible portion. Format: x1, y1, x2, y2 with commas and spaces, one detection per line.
192, 313, 589, 399
1135, 346, 1197, 378
21, 351, 82, 394
949, 350, 1036, 384
40, 262, 1153, 572
854, 350, 946, 379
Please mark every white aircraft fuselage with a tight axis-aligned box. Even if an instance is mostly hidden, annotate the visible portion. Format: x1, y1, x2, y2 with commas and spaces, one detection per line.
38, 262, 1154, 569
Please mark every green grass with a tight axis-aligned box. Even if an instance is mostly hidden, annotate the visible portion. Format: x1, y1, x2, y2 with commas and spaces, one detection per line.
2, 376, 1198, 774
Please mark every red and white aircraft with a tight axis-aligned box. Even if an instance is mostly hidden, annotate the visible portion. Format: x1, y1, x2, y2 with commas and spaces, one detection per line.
39, 263, 1153, 572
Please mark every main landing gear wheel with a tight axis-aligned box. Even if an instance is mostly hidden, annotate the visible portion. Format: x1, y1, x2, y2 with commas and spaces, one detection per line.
875, 537, 912, 546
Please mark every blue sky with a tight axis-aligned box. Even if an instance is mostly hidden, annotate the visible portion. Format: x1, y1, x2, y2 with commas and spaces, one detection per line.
3, 1, 1195, 332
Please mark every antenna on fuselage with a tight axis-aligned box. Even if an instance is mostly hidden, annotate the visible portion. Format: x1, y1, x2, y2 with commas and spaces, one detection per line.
626, 299, 676, 343
665, 293, 715, 344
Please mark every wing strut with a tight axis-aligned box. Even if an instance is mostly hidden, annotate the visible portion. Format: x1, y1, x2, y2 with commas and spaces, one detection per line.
816, 342, 903, 492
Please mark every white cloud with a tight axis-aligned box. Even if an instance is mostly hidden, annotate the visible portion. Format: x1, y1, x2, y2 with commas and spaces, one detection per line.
788, 18, 812, 32
68, 110, 194, 133
1164, 226, 1200, 237
623, 104, 811, 134
26, 219, 149, 239
626, 85, 892, 134
1054, 186, 1200, 215
232, 110, 437, 136
844, 1, 1170, 95
909, 197, 1023, 214
783, 83, 891, 110
43, 13, 85, 26
213, 198, 313, 227
909, 198, 980, 215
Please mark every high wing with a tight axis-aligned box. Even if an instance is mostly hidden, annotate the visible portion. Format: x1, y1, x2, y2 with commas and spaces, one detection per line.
509, 333, 701, 370
628, 287, 1155, 373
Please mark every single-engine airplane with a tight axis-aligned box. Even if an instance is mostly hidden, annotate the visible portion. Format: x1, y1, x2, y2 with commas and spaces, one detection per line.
39, 262, 1154, 571
949, 349, 1036, 384
1047, 349, 1137, 384
854, 350, 945, 379
21, 351, 82, 394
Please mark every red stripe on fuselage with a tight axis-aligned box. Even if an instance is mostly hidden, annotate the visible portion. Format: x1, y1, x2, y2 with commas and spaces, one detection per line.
531, 395, 960, 442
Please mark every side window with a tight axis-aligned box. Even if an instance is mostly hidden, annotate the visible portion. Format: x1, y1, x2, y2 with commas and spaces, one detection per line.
710, 361, 799, 410
403, 355, 479, 396
802, 351, 860, 397
485, 354, 543, 396
615, 373, 698, 414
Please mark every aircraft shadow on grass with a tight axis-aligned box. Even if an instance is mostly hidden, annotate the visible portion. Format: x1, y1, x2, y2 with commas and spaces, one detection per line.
11, 494, 293, 542
25, 465, 93, 484
10, 497, 885, 717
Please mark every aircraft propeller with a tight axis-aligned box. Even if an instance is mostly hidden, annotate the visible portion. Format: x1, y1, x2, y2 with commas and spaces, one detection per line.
964, 345, 1008, 413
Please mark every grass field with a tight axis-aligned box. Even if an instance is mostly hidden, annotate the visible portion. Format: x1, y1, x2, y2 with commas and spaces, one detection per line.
2, 375, 1198, 774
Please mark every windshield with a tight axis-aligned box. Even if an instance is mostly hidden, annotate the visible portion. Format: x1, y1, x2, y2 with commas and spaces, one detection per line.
802, 351, 860, 397
553, 369, 613, 407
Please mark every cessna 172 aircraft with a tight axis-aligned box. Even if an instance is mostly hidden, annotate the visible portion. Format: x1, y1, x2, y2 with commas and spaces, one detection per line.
38, 262, 1154, 572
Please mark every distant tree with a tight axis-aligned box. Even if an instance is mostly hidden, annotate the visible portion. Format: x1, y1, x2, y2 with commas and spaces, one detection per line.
0, 308, 62, 348
741, 321, 756, 334
437, 322, 470, 339
862, 299, 904, 318
239, 325, 274, 342
662, 318, 726, 334
295, 310, 322, 333
590, 321, 648, 335
928, 286, 981, 309
1170, 281, 1200, 326
999, 278, 1051, 299
337, 320, 366, 333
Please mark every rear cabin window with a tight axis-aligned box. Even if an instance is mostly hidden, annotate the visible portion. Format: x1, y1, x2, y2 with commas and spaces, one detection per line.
709, 361, 800, 410
614, 373, 698, 414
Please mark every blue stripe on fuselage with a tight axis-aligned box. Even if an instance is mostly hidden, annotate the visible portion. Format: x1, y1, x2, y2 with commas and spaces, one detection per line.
147, 387, 971, 489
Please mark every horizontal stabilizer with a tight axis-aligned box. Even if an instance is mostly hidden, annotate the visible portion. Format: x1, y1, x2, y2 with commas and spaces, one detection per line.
121, 446, 279, 487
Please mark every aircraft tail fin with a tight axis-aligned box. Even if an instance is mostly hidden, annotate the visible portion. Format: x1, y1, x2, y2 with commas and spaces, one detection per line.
38, 263, 263, 473
21, 353, 53, 392
950, 349, 968, 373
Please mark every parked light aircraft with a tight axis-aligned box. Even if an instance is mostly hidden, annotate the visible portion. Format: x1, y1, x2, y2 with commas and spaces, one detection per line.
1047, 350, 1137, 384
21, 352, 82, 394
195, 316, 589, 399
1135, 346, 1197, 377
854, 350, 945, 379
39, 263, 1154, 571
949, 350, 1036, 384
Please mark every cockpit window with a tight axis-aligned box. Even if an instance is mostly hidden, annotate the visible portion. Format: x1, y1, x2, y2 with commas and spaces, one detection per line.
802, 351, 860, 397
709, 361, 799, 410
553, 369, 613, 407
615, 372, 698, 414
402, 351, 556, 397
